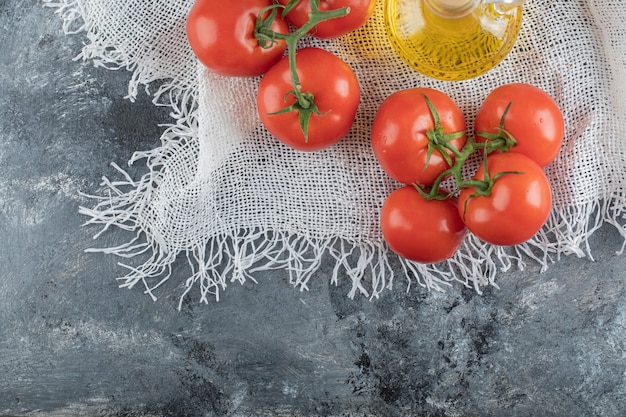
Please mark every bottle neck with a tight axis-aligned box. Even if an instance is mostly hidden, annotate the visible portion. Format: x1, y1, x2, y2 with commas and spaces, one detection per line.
423, 0, 480, 18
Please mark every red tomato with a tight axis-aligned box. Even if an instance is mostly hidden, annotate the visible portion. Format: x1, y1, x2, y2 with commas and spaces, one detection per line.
256, 47, 360, 151
186, 0, 289, 77
381, 186, 467, 264
277, 0, 377, 38
475, 83, 564, 167
458, 153, 552, 246
371, 88, 467, 186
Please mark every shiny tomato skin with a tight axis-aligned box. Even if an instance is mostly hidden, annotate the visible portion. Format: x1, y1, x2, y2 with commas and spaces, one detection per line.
458, 153, 552, 246
381, 186, 467, 264
277, 0, 377, 38
186, 0, 289, 77
475, 83, 564, 167
256, 47, 360, 151
371, 88, 467, 186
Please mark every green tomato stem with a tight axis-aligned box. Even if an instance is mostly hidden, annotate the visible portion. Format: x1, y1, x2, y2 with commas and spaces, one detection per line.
418, 96, 521, 201
280, 2, 349, 108
255, 1, 350, 140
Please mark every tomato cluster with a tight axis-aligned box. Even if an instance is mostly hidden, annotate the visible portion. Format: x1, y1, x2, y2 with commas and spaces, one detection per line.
186, 0, 376, 151
373, 83, 564, 264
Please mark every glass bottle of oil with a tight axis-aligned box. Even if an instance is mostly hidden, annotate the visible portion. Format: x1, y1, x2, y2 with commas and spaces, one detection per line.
384, 0, 524, 81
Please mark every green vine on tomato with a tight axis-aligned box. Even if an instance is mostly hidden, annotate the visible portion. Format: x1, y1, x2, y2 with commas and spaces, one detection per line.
413, 94, 517, 203
474, 101, 517, 153
422, 94, 466, 170
254, 0, 351, 141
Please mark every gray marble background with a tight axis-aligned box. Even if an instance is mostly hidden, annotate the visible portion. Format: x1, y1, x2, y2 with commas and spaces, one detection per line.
1, 1, 625, 416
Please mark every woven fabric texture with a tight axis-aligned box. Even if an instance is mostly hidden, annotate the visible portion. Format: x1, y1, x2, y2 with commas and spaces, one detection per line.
47, 0, 626, 306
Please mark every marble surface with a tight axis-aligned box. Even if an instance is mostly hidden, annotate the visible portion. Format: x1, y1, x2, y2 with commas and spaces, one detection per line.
1, 1, 625, 416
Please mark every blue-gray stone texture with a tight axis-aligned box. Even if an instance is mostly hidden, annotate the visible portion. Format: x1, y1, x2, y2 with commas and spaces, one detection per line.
1, 1, 625, 416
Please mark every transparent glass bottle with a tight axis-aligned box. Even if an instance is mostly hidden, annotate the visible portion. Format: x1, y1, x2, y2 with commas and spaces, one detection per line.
384, 0, 524, 81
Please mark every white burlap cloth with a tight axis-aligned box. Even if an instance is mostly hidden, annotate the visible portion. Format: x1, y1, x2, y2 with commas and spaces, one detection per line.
47, 0, 626, 306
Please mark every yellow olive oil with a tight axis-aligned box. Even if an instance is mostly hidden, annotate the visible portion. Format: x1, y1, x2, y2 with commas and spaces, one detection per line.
384, 0, 523, 80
